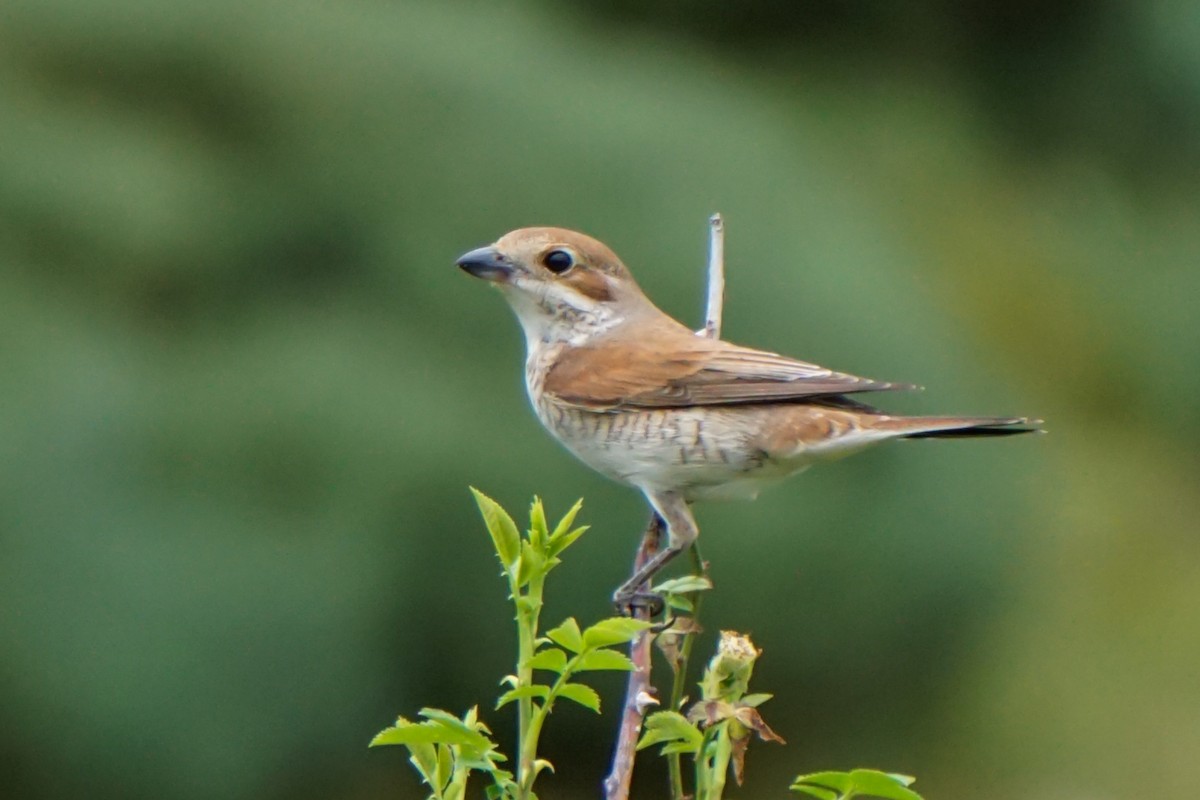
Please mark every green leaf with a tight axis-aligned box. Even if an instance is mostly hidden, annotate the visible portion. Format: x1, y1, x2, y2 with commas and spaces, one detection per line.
435, 744, 454, 792
582, 617, 654, 648
529, 497, 548, 548
789, 770, 923, 800
652, 575, 714, 595
549, 498, 583, 540
546, 525, 588, 559
556, 682, 601, 713
740, 692, 773, 708
846, 770, 923, 800
406, 740, 438, 784
573, 649, 635, 672
470, 488, 521, 571
665, 594, 694, 613
371, 719, 481, 750
790, 772, 852, 796
496, 685, 550, 708
458, 752, 509, 772
527, 648, 569, 673
546, 618, 584, 653
419, 708, 496, 756
637, 711, 704, 753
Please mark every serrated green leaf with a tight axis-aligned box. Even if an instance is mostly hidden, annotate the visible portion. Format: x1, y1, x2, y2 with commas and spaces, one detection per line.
740, 692, 773, 708
665, 594, 695, 613
652, 575, 714, 595
546, 525, 588, 559
406, 740, 438, 784
457, 751, 509, 771
435, 744, 453, 792
496, 685, 550, 708
418, 708, 472, 728
573, 649, 635, 672
529, 497, 548, 548
549, 498, 583, 540
556, 682, 601, 712
582, 617, 654, 648
845, 770, 924, 800
546, 618, 584, 653
418, 708, 495, 754
371, 720, 477, 749
790, 772, 853, 796
528, 648, 569, 673
637, 711, 704, 752
471, 488, 521, 571
790, 769, 922, 800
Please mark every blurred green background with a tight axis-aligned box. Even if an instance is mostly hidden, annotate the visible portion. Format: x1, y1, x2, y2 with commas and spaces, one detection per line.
3, 1, 1199, 798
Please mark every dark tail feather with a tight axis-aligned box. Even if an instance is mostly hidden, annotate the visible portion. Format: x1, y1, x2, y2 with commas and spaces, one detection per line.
888, 416, 1043, 439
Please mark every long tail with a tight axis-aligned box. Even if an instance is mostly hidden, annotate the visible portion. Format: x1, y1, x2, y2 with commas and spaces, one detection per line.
877, 415, 1043, 439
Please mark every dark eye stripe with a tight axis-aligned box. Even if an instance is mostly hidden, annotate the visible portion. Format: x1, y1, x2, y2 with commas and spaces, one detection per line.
543, 249, 574, 274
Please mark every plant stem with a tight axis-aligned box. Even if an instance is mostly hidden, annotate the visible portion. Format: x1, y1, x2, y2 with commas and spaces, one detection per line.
709, 726, 731, 799
515, 574, 544, 798
666, 542, 707, 800
521, 648, 583, 789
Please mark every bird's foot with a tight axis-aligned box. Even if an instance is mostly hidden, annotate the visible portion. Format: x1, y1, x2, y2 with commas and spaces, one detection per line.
612, 589, 666, 620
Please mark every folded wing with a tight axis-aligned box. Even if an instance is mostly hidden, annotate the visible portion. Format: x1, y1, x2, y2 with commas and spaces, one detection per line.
543, 322, 914, 410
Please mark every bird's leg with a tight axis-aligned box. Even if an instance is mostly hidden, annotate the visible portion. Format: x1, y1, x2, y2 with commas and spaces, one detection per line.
612, 512, 667, 617
612, 492, 698, 617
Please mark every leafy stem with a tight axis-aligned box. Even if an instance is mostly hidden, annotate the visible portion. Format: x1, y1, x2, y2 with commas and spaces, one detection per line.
373, 490, 929, 800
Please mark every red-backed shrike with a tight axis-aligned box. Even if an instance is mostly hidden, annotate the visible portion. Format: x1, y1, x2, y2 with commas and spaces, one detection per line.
458, 227, 1037, 608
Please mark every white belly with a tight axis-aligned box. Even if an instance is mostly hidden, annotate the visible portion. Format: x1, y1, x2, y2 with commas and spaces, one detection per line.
532, 398, 818, 502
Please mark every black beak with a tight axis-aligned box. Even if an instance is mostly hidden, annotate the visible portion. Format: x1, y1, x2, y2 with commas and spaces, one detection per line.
456, 246, 513, 282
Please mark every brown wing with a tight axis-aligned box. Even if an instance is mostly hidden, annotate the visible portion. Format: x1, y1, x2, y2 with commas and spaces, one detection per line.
543, 320, 913, 410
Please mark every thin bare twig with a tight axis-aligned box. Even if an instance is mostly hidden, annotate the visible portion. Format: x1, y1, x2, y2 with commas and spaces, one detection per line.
702, 213, 725, 339
605, 214, 728, 800
603, 514, 662, 800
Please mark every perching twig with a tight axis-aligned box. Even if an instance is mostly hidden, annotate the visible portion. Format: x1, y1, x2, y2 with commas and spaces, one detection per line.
606, 214, 727, 800
603, 514, 662, 800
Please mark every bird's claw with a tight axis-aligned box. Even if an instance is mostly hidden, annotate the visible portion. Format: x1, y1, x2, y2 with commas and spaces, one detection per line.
612, 589, 666, 620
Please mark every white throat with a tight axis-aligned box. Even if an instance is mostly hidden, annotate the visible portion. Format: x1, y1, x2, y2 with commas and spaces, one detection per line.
500, 281, 626, 351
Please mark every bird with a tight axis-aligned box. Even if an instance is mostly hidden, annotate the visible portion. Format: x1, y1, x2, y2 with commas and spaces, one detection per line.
457, 226, 1039, 611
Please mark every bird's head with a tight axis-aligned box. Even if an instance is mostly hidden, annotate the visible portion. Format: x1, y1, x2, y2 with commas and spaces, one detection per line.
456, 227, 655, 347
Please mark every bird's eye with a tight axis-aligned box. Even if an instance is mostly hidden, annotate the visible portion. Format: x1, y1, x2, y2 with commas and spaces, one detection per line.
542, 249, 575, 274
